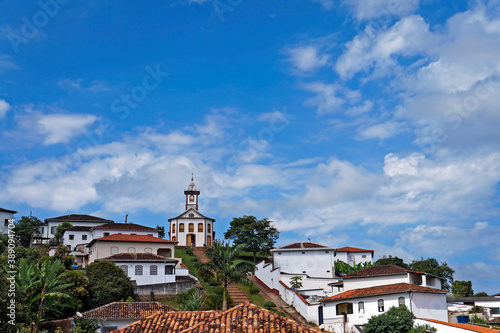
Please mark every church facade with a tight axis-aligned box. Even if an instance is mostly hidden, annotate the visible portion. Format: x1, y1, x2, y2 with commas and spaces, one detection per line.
168, 177, 215, 247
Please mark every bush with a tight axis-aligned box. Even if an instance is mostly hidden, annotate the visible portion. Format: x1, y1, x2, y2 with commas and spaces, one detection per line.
249, 285, 260, 294
470, 315, 488, 324
191, 257, 199, 262
469, 306, 484, 314
364, 306, 415, 333
264, 301, 276, 310
409, 324, 437, 333
213, 286, 226, 295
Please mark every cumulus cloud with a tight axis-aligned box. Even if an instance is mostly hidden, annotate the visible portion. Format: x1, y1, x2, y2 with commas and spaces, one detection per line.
357, 121, 407, 140
38, 113, 99, 145
287, 46, 330, 72
344, 0, 419, 21
0, 99, 10, 118
302, 82, 361, 114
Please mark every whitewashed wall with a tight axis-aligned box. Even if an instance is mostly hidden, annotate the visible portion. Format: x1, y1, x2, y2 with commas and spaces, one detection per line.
0, 211, 15, 234
63, 230, 92, 251
273, 249, 335, 278
343, 274, 408, 291
115, 261, 176, 286
412, 293, 448, 322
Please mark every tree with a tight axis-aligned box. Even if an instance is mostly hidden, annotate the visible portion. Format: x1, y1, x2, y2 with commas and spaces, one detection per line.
54, 222, 73, 240
196, 240, 255, 310
224, 216, 279, 262
156, 225, 165, 239
409, 324, 437, 333
408, 258, 454, 290
452, 280, 474, 297
13, 216, 43, 248
375, 255, 408, 268
474, 292, 489, 297
364, 306, 415, 333
334, 260, 373, 274
290, 276, 303, 290
85, 261, 135, 307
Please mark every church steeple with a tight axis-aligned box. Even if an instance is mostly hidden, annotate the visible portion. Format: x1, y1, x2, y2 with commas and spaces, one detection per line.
184, 174, 200, 211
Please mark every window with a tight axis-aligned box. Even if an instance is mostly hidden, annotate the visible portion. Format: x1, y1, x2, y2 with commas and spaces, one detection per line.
362, 255, 367, 258
350, 255, 355, 261
148, 234, 153, 236
198, 223, 203, 232
189, 223, 194, 232
398, 297, 405, 306
378, 299, 384, 312
326, 251, 329, 253
145, 248, 152, 253
69, 235, 74, 240
104, 232, 110, 236
120, 265, 128, 275
165, 266, 174, 275
491, 307, 500, 315
302, 252, 305, 254
111, 246, 119, 255
128, 247, 136, 253
135, 265, 143, 275
4, 219, 8, 226
51, 226, 57, 234
358, 301, 365, 314
150, 265, 158, 275
172, 224, 176, 232
179, 223, 185, 232
82, 235, 87, 240
189, 213, 194, 217
207, 224, 211, 233
41, 226, 45, 234
172, 236, 176, 242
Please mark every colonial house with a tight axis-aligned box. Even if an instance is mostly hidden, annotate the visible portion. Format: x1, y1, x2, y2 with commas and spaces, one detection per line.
38, 214, 113, 241
87, 234, 176, 263
168, 177, 215, 247
447, 296, 500, 318
0, 207, 16, 234
112, 302, 322, 333
336, 246, 374, 265
319, 265, 448, 333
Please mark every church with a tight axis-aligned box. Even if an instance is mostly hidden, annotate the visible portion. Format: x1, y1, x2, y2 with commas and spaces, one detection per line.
168, 177, 215, 247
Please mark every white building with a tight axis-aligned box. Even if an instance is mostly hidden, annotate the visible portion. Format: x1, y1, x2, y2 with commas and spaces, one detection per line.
336, 246, 374, 266
39, 214, 113, 239
168, 177, 215, 247
0, 208, 17, 234
95, 253, 179, 286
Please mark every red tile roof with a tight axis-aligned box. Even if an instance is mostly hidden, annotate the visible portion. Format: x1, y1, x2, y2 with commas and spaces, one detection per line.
62, 226, 92, 232
113, 302, 321, 333
93, 223, 158, 232
337, 246, 373, 253
87, 234, 176, 247
77, 302, 178, 319
96, 253, 178, 262
274, 241, 334, 250
343, 265, 422, 278
422, 318, 500, 333
45, 214, 113, 223
321, 283, 447, 302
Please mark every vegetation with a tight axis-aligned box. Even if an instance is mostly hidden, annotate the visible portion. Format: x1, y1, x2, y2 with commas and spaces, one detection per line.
289, 276, 303, 290
470, 314, 488, 324
177, 288, 205, 311
195, 240, 255, 310
263, 301, 276, 310
408, 258, 454, 290
364, 306, 415, 333
85, 261, 135, 307
409, 324, 437, 333
224, 216, 279, 262
452, 280, 474, 297
13, 216, 44, 247
156, 225, 166, 238
53, 222, 73, 240
335, 259, 373, 274
375, 255, 407, 268
469, 306, 485, 314
474, 292, 489, 297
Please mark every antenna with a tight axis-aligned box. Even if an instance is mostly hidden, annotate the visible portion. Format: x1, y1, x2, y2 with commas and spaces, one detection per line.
125, 214, 128, 224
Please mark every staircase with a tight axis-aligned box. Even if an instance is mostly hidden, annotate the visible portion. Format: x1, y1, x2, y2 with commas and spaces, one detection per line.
191, 247, 250, 305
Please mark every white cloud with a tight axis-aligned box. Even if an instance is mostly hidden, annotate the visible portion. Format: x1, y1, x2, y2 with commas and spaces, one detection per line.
302, 82, 361, 115
357, 121, 406, 140
38, 113, 99, 145
287, 46, 330, 72
58, 78, 112, 93
311, 0, 334, 11
345, 0, 419, 21
0, 99, 10, 118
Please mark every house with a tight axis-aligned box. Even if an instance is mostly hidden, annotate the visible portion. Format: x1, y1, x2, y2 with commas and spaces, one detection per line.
0, 207, 17, 234
168, 177, 215, 247
112, 302, 322, 333
414, 318, 500, 333
87, 234, 177, 264
336, 246, 374, 265
447, 296, 500, 318
318, 265, 448, 333
39, 214, 113, 240
96, 253, 179, 286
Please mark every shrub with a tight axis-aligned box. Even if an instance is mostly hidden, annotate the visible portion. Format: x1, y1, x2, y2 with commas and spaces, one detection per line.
249, 285, 260, 294
470, 315, 488, 324
469, 306, 484, 314
264, 301, 276, 310
409, 324, 437, 333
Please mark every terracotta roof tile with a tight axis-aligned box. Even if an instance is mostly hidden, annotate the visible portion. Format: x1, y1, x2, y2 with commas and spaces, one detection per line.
321, 283, 447, 302
78, 302, 178, 320
275, 241, 333, 250
62, 226, 92, 232
45, 214, 113, 223
88, 234, 176, 247
343, 265, 422, 278
96, 253, 178, 262
422, 318, 500, 333
113, 302, 321, 333
93, 223, 158, 232
336, 246, 373, 253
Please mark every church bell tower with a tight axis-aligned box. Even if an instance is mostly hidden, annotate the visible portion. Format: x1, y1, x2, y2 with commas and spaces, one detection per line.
184, 175, 200, 211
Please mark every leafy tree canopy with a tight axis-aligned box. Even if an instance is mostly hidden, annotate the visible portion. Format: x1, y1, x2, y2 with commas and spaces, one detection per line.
375, 255, 408, 268
13, 216, 43, 247
408, 258, 454, 290
452, 280, 474, 298
86, 261, 135, 307
409, 324, 437, 333
364, 306, 415, 333
335, 260, 372, 274
474, 292, 489, 297
54, 221, 73, 239
223, 215, 279, 262
156, 225, 165, 238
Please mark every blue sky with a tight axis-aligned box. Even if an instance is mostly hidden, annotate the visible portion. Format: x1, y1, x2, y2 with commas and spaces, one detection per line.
1, 0, 500, 294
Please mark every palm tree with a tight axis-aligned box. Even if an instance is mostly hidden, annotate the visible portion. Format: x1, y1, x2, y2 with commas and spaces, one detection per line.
196, 240, 255, 310
17, 258, 73, 332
